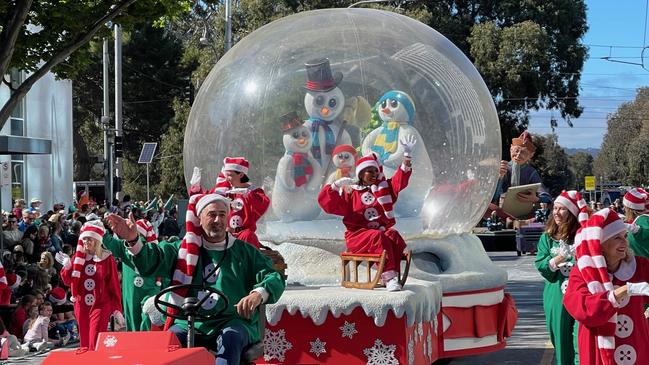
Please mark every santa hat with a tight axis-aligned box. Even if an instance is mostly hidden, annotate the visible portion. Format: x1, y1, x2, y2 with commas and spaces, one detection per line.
164, 193, 230, 330
574, 208, 627, 364
222, 157, 249, 175
355, 153, 395, 220
355, 154, 381, 177
554, 190, 589, 224
48, 287, 67, 305
623, 188, 647, 211
511, 131, 536, 152
136, 219, 158, 244
636, 187, 649, 211
332, 144, 358, 159
72, 220, 105, 279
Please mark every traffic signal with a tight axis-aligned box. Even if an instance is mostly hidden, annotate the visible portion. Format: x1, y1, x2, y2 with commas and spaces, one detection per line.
114, 135, 123, 158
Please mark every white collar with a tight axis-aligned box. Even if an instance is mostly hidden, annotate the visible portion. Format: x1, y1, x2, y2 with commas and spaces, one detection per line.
202, 235, 235, 251
613, 257, 637, 281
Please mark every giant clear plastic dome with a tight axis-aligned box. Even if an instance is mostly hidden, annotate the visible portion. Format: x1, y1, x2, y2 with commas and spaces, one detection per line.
184, 8, 501, 237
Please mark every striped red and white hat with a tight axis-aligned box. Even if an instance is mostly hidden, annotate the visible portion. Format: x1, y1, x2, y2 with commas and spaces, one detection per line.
554, 190, 589, 224
637, 187, 649, 211
72, 220, 105, 278
355, 154, 380, 176
136, 219, 158, 244
623, 187, 647, 211
222, 157, 249, 175
574, 208, 627, 364
355, 153, 395, 220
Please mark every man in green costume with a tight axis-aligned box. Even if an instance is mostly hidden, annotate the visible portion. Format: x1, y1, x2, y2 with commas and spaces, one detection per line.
102, 208, 166, 331
106, 193, 285, 364
535, 190, 586, 365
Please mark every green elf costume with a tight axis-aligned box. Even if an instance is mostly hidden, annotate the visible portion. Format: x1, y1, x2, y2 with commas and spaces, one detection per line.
534, 190, 588, 365
107, 193, 285, 348
624, 188, 649, 259
103, 218, 166, 331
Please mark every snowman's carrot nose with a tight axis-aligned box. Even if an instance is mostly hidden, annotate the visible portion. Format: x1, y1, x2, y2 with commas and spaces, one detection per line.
320, 107, 330, 116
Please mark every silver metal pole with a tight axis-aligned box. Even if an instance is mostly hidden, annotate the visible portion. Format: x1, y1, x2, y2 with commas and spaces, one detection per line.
146, 163, 150, 202
103, 38, 112, 204
225, 0, 232, 52
114, 24, 123, 200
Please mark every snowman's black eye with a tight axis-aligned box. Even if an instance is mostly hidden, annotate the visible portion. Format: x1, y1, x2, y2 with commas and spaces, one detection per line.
381, 100, 387, 109
315, 95, 324, 105
301, 131, 309, 138
292, 131, 299, 139
390, 99, 398, 108
328, 98, 337, 108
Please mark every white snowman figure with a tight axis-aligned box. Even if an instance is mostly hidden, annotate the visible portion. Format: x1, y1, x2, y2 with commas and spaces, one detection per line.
303, 58, 352, 183
272, 111, 323, 222
361, 90, 433, 217
324, 144, 357, 186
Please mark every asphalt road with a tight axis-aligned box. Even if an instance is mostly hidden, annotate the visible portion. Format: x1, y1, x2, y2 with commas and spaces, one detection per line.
7, 251, 554, 365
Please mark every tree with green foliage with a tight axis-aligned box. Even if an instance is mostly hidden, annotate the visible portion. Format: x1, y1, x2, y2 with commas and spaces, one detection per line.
0, 0, 190, 130
569, 151, 594, 190
594, 87, 649, 184
156, 98, 191, 198
530, 134, 574, 197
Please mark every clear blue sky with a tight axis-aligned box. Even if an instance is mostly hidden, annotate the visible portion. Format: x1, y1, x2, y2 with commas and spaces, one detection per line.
527, 0, 649, 148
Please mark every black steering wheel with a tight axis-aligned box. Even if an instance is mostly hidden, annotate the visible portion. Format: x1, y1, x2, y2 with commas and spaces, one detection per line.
154, 283, 229, 321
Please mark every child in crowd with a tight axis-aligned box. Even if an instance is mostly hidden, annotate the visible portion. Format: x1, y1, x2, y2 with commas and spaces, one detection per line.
22, 302, 69, 352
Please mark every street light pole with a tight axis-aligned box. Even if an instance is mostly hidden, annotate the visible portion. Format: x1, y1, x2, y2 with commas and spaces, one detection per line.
114, 24, 123, 200
102, 38, 112, 204
225, 0, 232, 52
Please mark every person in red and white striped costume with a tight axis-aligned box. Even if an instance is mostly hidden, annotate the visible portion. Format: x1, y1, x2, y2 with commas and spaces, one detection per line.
318, 136, 416, 291
563, 208, 649, 365
136, 219, 159, 244
56, 221, 122, 349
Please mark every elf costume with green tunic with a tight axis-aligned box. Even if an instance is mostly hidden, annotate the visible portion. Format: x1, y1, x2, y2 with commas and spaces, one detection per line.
627, 214, 649, 259
535, 233, 579, 365
102, 219, 169, 331
534, 190, 589, 365
110, 234, 284, 343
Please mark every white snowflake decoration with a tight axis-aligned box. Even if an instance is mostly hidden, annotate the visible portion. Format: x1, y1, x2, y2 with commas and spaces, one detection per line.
407, 337, 414, 365
103, 335, 118, 348
309, 338, 327, 358
263, 329, 293, 362
363, 339, 399, 365
340, 321, 359, 339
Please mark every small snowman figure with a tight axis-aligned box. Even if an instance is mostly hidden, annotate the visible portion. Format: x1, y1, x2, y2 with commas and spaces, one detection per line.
303, 58, 352, 179
361, 90, 433, 217
272, 111, 323, 222
325, 144, 357, 186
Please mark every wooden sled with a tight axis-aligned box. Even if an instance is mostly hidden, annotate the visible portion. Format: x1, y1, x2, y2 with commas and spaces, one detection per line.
340, 250, 412, 289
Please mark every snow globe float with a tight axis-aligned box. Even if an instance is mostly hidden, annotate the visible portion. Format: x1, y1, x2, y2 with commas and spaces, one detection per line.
185, 8, 516, 364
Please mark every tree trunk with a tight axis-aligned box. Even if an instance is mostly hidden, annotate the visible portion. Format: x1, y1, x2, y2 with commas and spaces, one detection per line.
73, 127, 91, 181
0, 0, 33, 79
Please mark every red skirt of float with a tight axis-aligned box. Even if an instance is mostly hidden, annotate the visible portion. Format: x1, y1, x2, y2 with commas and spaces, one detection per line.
256, 283, 517, 364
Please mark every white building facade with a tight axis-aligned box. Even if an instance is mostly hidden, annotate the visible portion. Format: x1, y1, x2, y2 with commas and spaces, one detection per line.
0, 69, 74, 213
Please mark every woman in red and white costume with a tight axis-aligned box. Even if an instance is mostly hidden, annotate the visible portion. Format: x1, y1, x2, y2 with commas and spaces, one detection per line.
563, 208, 649, 365
210, 157, 270, 249
318, 136, 416, 291
55, 221, 122, 349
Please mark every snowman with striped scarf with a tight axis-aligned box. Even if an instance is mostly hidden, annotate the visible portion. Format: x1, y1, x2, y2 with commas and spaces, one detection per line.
272, 111, 323, 222
361, 90, 433, 217
302, 58, 352, 181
